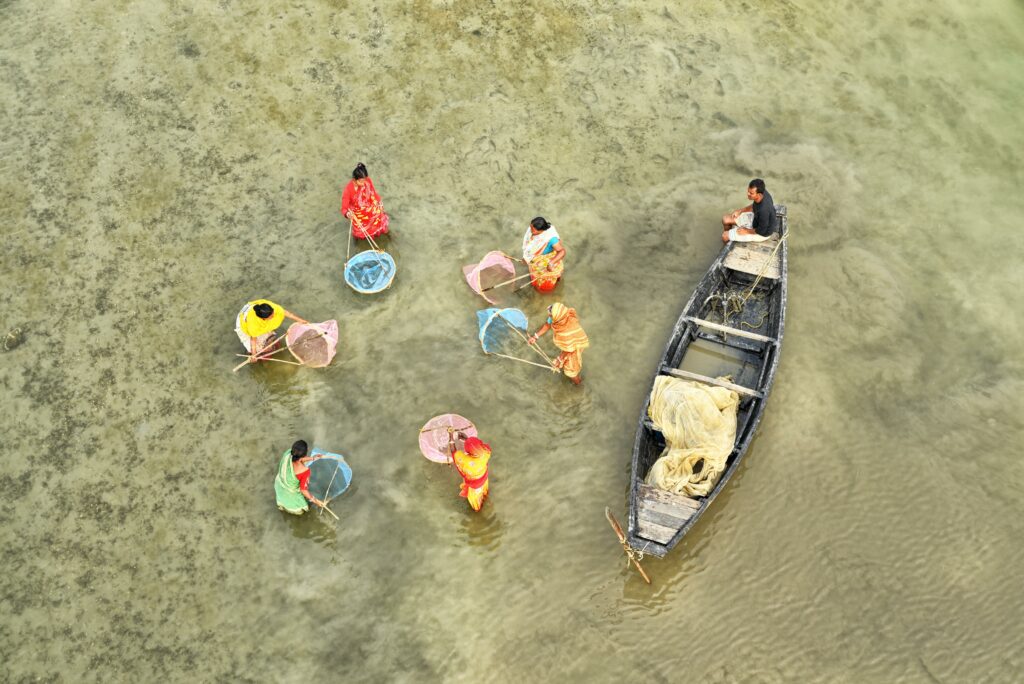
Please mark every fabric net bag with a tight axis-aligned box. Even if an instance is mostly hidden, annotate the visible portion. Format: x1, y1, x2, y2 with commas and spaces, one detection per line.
644, 375, 740, 497
463, 251, 517, 304
476, 307, 529, 357
344, 250, 396, 294
418, 414, 478, 463
308, 448, 353, 503
286, 320, 339, 367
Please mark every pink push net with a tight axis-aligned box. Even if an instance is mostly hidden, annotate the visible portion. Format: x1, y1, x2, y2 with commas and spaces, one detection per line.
286, 320, 339, 367
462, 251, 516, 304
418, 414, 478, 463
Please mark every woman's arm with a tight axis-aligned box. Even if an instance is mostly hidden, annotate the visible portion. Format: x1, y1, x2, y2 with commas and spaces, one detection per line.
283, 309, 309, 325
548, 240, 566, 266
528, 323, 552, 345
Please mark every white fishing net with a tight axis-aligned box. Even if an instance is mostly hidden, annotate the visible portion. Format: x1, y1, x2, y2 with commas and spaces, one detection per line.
644, 375, 739, 497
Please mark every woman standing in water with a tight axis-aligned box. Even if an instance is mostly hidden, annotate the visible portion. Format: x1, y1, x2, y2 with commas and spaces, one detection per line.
341, 162, 390, 241
522, 216, 566, 292
274, 440, 327, 515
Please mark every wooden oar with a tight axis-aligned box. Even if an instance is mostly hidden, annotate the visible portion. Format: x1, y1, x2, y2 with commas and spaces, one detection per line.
233, 354, 303, 371
605, 507, 651, 584
480, 271, 533, 293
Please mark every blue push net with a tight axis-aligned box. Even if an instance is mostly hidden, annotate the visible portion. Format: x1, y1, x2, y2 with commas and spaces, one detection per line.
308, 449, 353, 502
476, 307, 529, 355
344, 250, 396, 294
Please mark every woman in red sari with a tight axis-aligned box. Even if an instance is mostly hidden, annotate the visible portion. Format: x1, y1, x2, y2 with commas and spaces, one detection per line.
341, 162, 390, 240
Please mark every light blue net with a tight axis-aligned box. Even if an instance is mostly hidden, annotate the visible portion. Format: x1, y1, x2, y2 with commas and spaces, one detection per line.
308, 449, 353, 502
476, 307, 529, 355
344, 250, 396, 294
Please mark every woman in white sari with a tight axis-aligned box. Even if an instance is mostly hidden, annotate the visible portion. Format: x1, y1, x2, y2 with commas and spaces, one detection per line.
521, 216, 566, 292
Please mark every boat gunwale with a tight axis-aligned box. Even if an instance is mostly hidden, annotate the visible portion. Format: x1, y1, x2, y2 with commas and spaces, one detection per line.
626, 208, 788, 557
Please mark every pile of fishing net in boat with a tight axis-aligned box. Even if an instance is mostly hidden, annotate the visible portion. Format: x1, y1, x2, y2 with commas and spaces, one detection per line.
645, 375, 739, 497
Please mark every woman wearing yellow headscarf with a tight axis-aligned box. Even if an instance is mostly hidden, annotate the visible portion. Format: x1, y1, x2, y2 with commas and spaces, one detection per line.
234, 299, 308, 361
527, 302, 590, 385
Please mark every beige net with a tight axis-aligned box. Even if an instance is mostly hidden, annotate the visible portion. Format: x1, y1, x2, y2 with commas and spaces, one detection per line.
644, 375, 739, 497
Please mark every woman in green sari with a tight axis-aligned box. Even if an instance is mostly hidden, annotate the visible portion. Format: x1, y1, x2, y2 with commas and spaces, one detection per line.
274, 440, 326, 515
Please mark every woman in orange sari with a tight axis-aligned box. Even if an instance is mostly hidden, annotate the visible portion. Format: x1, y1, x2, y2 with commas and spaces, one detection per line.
448, 433, 491, 511
341, 162, 390, 240
528, 302, 590, 385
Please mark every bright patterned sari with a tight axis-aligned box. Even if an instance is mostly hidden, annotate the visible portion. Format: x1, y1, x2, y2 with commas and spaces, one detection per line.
522, 225, 563, 292
274, 451, 308, 515
341, 178, 390, 239
453, 437, 491, 511
549, 302, 590, 379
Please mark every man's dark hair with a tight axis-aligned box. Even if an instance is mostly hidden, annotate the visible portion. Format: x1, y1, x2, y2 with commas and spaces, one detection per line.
352, 163, 368, 180
530, 216, 550, 232
253, 303, 274, 319
748, 178, 766, 194
290, 440, 308, 460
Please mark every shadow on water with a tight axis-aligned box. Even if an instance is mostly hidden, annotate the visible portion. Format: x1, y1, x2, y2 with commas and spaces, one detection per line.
458, 504, 505, 550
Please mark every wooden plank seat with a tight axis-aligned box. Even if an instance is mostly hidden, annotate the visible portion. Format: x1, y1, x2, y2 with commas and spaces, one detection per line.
635, 483, 701, 544
684, 316, 776, 343
723, 237, 782, 280
660, 366, 763, 398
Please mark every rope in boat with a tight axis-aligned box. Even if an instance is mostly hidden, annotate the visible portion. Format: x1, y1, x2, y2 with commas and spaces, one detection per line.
702, 229, 788, 336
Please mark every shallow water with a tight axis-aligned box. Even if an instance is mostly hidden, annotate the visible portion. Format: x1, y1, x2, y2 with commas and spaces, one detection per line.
2, 0, 1023, 681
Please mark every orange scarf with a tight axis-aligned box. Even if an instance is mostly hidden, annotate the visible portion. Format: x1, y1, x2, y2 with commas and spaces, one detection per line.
549, 303, 590, 353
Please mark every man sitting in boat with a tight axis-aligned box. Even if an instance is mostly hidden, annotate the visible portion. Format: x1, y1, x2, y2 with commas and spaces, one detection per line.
721, 178, 778, 243
522, 216, 566, 292
235, 299, 308, 362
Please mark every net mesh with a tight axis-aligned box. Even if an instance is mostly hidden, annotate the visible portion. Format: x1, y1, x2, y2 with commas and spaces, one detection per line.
418, 414, 478, 463
644, 375, 739, 497
286, 320, 339, 367
308, 448, 353, 502
344, 250, 396, 293
476, 307, 528, 356
462, 251, 516, 304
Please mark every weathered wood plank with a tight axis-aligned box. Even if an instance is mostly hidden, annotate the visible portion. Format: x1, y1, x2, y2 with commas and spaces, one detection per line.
660, 366, 764, 398
636, 518, 677, 544
723, 242, 781, 279
639, 483, 701, 511
684, 316, 775, 343
638, 507, 690, 534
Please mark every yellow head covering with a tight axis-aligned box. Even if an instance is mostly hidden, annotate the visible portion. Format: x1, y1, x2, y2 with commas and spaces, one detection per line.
549, 302, 570, 323
239, 299, 285, 338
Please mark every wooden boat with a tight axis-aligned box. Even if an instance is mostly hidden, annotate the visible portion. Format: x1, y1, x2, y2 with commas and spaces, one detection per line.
626, 206, 788, 558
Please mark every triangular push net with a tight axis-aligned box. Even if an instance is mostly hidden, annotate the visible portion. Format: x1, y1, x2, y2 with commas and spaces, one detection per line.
418, 414, 478, 463
344, 250, 396, 294
286, 320, 339, 367
477, 307, 529, 356
463, 251, 517, 304
308, 448, 353, 503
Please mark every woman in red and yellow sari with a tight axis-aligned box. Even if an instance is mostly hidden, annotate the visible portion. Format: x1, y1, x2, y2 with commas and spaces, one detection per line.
341, 162, 390, 240
448, 434, 491, 511
528, 302, 590, 385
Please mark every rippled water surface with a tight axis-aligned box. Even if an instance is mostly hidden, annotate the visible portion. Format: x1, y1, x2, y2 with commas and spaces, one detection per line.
2, 1, 1022, 681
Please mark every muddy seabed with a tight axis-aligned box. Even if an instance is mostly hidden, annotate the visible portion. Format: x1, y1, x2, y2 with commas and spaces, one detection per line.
2, 1, 1022, 681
